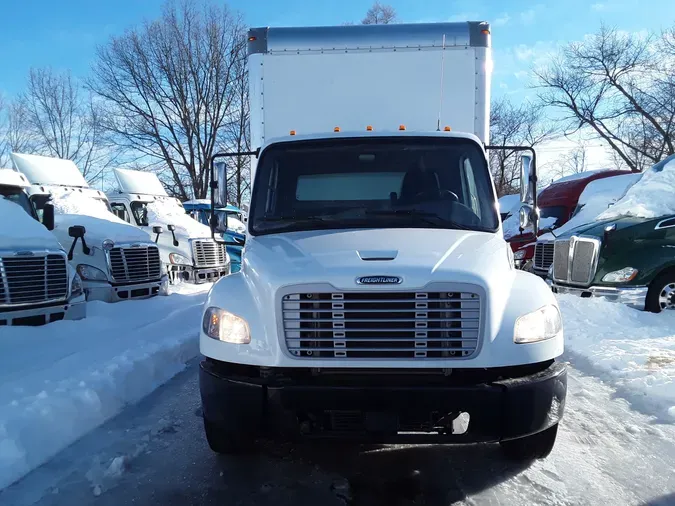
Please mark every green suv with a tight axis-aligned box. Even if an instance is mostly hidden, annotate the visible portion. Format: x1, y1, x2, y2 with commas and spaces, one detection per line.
548, 155, 675, 313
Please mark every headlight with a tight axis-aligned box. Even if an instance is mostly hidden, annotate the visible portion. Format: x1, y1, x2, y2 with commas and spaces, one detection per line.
514, 305, 562, 344
202, 307, 250, 344
77, 264, 108, 281
602, 267, 638, 283
169, 253, 192, 265
513, 249, 527, 260
71, 273, 83, 298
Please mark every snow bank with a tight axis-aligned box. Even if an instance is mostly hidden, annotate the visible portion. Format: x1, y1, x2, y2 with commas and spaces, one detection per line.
0, 198, 60, 249
146, 198, 212, 238
0, 284, 210, 490
51, 189, 150, 244
597, 158, 675, 220
553, 173, 641, 236
560, 294, 675, 421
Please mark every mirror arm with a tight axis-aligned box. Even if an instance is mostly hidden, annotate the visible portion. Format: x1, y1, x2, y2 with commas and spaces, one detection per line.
67, 238, 79, 262
81, 237, 91, 256
171, 230, 179, 247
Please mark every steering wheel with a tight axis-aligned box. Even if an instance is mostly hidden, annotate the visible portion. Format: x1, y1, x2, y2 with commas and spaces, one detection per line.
414, 189, 459, 202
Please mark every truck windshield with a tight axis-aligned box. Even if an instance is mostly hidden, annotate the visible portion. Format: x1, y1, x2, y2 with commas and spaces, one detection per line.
250, 137, 498, 235
539, 206, 568, 228
0, 186, 35, 219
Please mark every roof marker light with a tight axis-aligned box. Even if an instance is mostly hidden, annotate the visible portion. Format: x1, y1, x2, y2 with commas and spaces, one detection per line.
248, 36, 257, 41
366, 125, 373, 131
334, 126, 341, 132
399, 125, 406, 131
481, 29, 490, 35
444, 126, 452, 132
289, 130, 296, 136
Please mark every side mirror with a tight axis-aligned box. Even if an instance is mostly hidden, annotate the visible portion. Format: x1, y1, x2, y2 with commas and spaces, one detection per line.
153, 226, 164, 235
43, 203, 55, 231
520, 154, 534, 205
518, 205, 540, 232
213, 161, 228, 207
167, 224, 175, 232
68, 225, 86, 238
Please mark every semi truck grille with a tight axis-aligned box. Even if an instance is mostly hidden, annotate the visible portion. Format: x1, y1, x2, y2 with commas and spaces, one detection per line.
282, 290, 480, 360
0, 253, 68, 305
534, 242, 555, 272
191, 240, 227, 268
553, 236, 600, 286
108, 245, 161, 283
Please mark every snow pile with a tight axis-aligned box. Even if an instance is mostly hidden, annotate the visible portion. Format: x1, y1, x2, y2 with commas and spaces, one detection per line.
553, 173, 641, 236
0, 198, 59, 248
560, 294, 675, 421
0, 284, 210, 491
597, 158, 675, 221
50, 188, 150, 244
498, 194, 520, 216
147, 198, 212, 238
503, 214, 556, 240
227, 215, 246, 234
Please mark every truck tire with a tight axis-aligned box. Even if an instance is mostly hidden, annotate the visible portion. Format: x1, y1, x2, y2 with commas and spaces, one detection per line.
203, 418, 253, 455
500, 423, 558, 461
646, 272, 675, 313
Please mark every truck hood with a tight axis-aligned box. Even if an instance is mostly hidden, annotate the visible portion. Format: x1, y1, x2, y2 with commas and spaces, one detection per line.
0, 198, 63, 252
54, 214, 152, 246
243, 228, 512, 291
552, 215, 647, 240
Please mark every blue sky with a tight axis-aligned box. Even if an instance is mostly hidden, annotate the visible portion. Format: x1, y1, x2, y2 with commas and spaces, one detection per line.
1, 0, 673, 98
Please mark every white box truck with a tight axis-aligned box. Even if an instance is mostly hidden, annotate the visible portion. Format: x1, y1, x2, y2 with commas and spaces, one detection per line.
199, 21, 566, 460
11, 153, 168, 302
107, 168, 231, 284
0, 168, 86, 325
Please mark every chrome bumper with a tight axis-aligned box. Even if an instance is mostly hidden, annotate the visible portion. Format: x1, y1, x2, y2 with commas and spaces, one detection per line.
84, 276, 168, 302
168, 264, 230, 284
0, 297, 86, 326
548, 279, 648, 310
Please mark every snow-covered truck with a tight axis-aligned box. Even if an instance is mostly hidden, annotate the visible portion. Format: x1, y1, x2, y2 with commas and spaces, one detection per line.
10, 153, 168, 302
199, 21, 567, 460
106, 168, 230, 284
0, 168, 86, 325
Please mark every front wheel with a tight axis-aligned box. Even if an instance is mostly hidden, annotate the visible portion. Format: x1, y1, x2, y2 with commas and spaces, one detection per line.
646, 272, 675, 313
500, 423, 559, 461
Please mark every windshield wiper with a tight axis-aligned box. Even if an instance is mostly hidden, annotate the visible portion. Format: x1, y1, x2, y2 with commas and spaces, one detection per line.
365, 209, 476, 231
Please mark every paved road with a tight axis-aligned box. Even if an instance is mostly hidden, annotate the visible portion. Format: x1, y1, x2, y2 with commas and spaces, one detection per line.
4, 357, 675, 506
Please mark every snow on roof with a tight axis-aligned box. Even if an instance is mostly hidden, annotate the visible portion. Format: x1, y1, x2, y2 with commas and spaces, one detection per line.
552, 169, 612, 185
50, 188, 151, 243
113, 168, 168, 196
552, 173, 641, 236
597, 157, 675, 221
147, 198, 212, 238
0, 197, 60, 249
0, 168, 30, 188
10, 152, 88, 188
183, 199, 212, 206
498, 194, 520, 215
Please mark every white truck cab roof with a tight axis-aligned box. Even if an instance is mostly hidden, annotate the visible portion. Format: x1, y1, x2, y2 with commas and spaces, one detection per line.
9, 152, 88, 187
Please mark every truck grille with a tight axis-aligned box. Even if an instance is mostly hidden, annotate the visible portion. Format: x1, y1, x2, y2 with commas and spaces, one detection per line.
553, 236, 600, 286
534, 242, 555, 272
0, 253, 68, 305
191, 240, 227, 267
282, 290, 480, 360
108, 245, 161, 283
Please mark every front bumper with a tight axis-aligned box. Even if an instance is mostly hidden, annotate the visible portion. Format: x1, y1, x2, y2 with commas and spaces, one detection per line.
548, 279, 648, 310
84, 276, 167, 302
167, 264, 230, 284
199, 359, 567, 443
0, 297, 86, 326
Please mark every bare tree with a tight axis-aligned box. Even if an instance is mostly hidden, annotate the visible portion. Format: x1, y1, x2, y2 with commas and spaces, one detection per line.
89, 0, 247, 200
20, 67, 111, 183
553, 140, 589, 178
489, 97, 556, 196
362, 2, 397, 25
0, 97, 37, 168
535, 25, 675, 172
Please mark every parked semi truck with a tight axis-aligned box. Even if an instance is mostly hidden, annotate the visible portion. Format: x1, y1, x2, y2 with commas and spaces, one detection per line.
0, 168, 86, 325
199, 21, 566, 461
11, 153, 168, 302
107, 168, 230, 284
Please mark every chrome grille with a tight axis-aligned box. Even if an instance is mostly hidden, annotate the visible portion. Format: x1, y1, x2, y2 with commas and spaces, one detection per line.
0, 253, 68, 305
108, 245, 161, 283
191, 240, 227, 268
553, 236, 600, 286
534, 242, 555, 272
282, 290, 480, 360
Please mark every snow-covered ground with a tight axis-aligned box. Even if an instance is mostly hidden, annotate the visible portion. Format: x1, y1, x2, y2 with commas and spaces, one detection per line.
0, 284, 210, 491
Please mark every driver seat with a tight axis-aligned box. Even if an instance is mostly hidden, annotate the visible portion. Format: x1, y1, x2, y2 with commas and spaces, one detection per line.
398, 169, 440, 205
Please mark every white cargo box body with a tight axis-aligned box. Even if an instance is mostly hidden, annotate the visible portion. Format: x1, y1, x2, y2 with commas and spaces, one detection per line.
248, 22, 492, 181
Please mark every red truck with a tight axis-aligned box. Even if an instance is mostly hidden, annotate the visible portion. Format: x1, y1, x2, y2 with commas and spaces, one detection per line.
505, 169, 632, 270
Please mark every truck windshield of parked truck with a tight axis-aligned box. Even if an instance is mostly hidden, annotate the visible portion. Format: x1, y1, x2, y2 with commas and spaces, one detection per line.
539, 205, 567, 229
0, 185, 35, 218
250, 137, 498, 235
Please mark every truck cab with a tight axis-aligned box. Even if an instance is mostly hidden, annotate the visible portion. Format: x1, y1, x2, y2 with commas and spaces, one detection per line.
506, 169, 632, 270
199, 21, 566, 461
11, 153, 168, 302
106, 168, 230, 284
0, 168, 86, 325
